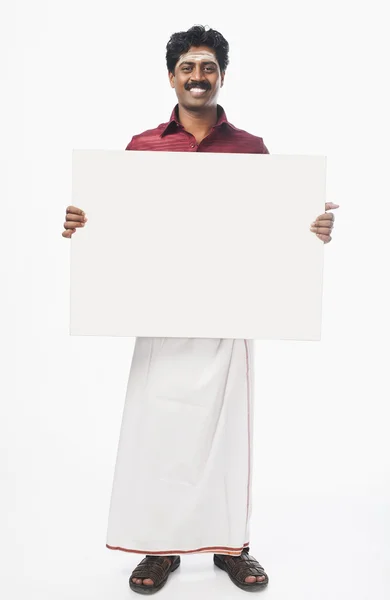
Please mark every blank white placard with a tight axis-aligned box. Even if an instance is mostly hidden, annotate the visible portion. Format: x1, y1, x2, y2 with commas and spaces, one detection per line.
70, 150, 326, 340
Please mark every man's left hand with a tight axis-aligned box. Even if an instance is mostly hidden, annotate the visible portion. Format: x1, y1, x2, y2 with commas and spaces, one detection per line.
310, 202, 340, 243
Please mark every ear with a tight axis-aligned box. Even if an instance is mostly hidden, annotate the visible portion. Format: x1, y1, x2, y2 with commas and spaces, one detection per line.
220, 71, 225, 88
168, 70, 175, 88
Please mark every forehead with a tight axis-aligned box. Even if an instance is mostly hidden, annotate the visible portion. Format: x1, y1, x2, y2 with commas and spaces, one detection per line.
177, 46, 218, 66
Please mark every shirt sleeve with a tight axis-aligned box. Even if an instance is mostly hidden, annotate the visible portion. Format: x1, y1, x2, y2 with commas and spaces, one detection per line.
261, 139, 269, 154
125, 136, 136, 150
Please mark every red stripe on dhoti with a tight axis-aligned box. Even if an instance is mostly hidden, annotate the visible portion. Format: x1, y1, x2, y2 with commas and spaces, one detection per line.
106, 541, 250, 556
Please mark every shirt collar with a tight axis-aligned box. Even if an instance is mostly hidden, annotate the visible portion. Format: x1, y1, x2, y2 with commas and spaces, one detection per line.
160, 104, 233, 137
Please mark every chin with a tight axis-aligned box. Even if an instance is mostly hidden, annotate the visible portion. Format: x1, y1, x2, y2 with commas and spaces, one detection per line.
182, 99, 206, 109
188, 96, 212, 105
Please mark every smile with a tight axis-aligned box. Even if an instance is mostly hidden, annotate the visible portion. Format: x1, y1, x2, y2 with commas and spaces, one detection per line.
188, 88, 208, 96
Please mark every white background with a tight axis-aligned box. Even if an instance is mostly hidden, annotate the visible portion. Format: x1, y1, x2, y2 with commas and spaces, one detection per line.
1, 1, 389, 599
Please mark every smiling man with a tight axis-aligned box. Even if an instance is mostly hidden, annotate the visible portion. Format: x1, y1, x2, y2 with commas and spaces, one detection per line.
63, 24, 338, 595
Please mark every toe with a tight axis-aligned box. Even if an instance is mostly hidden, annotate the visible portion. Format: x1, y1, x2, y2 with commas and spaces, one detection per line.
245, 575, 257, 583
257, 575, 266, 582
143, 578, 154, 586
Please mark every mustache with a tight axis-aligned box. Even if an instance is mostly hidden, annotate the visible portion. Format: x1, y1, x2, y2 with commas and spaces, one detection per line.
185, 82, 211, 91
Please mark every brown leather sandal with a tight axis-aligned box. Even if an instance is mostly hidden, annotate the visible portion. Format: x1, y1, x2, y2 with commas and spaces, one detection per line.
214, 547, 269, 592
129, 555, 180, 595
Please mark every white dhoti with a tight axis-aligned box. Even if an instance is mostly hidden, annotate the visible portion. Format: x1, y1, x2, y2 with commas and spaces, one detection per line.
106, 337, 254, 556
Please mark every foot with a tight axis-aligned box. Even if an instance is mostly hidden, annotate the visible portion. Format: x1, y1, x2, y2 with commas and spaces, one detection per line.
221, 554, 266, 583
132, 556, 174, 586
214, 547, 269, 588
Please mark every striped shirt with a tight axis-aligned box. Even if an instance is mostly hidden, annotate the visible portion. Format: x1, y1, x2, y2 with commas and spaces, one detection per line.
126, 104, 269, 154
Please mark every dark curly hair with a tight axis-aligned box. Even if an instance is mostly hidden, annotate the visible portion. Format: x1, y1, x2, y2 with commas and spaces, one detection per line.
166, 25, 229, 75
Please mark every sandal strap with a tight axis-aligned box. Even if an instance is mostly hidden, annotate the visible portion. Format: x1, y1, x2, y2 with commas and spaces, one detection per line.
131, 556, 174, 585
223, 552, 267, 583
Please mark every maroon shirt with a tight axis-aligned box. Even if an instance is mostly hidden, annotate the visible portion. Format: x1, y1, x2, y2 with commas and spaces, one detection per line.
126, 104, 269, 154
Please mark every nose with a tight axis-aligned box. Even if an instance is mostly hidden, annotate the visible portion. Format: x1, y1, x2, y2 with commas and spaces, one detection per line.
191, 63, 206, 80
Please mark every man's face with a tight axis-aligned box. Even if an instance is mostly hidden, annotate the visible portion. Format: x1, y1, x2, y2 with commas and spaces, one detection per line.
168, 45, 225, 110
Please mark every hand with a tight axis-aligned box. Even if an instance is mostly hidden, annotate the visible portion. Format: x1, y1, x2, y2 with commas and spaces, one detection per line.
62, 206, 87, 238
310, 202, 339, 244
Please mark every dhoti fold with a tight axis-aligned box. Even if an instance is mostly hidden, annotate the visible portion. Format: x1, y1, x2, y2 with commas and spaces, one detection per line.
106, 337, 254, 556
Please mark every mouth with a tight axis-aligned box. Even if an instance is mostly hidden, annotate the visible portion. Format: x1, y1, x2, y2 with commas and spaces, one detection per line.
187, 87, 209, 97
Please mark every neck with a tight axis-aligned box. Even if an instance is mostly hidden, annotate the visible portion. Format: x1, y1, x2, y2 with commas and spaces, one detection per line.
177, 104, 219, 137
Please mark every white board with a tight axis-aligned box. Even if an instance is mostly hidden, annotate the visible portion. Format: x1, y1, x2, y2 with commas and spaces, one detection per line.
70, 150, 326, 340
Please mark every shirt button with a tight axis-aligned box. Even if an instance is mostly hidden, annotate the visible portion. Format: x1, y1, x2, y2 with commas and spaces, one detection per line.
190, 143, 196, 148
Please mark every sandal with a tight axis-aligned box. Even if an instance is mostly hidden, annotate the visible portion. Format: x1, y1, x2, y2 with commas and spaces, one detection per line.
129, 555, 180, 595
214, 547, 269, 592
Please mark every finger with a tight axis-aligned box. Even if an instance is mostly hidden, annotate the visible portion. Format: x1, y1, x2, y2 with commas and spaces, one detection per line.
62, 229, 76, 238
65, 213, 85, 223
325, 202, 339, 210
64, 220, 85, 229
317, 233, 332, 243
313, 219, 334, 230
310, 225, 332, 235
66, 206, 85, 216
312, 212, 334, 222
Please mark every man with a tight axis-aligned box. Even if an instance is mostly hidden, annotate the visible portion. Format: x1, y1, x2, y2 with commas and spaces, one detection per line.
62, 25, 338, 594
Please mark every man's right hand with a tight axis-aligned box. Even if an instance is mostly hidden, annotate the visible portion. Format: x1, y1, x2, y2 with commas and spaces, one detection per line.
62, 206, 87, 238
